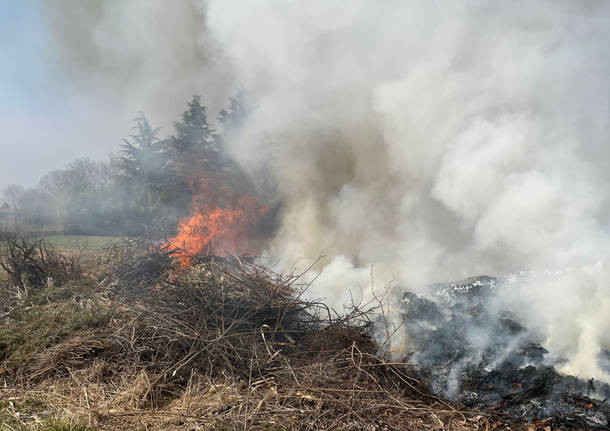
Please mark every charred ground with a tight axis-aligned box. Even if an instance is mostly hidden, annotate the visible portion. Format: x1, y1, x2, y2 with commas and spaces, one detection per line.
401, 277, 610, 429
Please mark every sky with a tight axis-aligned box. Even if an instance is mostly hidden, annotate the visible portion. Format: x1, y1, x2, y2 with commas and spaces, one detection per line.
0, 1, 114, 188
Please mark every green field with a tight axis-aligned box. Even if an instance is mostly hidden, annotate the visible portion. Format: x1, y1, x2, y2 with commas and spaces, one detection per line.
41, 235, 124, 252
0, 235, 128, 278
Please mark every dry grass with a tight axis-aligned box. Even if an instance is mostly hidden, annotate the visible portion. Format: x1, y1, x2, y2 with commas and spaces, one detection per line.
0, 243, 536, 430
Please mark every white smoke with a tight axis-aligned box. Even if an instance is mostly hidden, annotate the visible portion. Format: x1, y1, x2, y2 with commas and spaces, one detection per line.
42, 0, 235, 140
38, 0, 610, 382
204, 0, 610, 381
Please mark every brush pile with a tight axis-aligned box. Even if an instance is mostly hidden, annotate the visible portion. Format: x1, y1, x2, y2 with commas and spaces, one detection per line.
1, 240, 501, 431
0, 229, 82, 289
2, 238, 581, 430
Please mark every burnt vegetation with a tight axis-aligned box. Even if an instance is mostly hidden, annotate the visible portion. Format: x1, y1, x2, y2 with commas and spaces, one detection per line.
400, 278, 610, 430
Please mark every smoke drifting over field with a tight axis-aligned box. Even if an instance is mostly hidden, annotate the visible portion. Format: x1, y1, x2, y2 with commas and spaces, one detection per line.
44, 1, 610, 383
204, 0, 610, 382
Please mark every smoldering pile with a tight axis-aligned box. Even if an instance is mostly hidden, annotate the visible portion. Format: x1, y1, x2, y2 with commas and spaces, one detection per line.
399, 276, 610, 429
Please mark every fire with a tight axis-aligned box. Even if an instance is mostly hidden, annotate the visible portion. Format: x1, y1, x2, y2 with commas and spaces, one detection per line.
165, 178, 267, 265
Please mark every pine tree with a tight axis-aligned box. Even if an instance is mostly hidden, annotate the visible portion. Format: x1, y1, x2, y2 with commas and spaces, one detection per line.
167, 95, 221, 178
217, 90, 248, 134
118, 113, 165, 181
114, 113, 173, 235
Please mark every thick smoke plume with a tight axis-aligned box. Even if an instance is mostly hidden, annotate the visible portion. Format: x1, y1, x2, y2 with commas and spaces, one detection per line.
41, 1, 610, 383
204, 0, 610, 382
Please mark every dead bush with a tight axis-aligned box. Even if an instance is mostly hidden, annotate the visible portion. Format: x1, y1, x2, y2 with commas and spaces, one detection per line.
95, 239, 172, 291
0, 230, 82, 288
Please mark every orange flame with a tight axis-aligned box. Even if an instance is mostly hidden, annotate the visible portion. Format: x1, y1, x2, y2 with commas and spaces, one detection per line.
165, 189, 267, 266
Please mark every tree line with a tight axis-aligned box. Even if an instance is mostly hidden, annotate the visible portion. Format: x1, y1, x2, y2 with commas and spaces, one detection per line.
0, 94, 250, 237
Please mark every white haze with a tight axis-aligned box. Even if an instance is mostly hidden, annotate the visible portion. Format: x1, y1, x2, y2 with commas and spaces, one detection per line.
39, 1, 610, 382
41, 0, 237, 124
204, 0, 610, 382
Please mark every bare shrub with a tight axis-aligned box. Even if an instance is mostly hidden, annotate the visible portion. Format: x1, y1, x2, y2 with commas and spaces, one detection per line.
0, 230, 82, 288
95, 238, 172, 291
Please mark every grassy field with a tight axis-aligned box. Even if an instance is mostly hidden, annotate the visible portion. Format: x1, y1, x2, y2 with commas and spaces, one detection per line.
0, 235, 126, 279
41, 235, 124, 252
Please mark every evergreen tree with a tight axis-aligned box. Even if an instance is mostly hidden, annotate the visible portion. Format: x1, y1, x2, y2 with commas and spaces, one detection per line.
114, 114, 172, 235
217, 90, 248, 134
118, 113, 165, 182
214, 91, 257, 197
167, 95, 221, 179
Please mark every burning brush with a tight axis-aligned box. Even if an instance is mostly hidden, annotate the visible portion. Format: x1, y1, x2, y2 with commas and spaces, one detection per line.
163, 176, 269, 265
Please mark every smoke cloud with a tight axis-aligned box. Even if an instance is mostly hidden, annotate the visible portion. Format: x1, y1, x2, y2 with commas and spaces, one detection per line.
203, 0, 610, 381
42, 0, 236, 123
36, 1, 610, 383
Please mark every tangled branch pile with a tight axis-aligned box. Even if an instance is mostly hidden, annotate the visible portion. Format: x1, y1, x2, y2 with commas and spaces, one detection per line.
0, 230, 82, 288
0, 242, 531, 430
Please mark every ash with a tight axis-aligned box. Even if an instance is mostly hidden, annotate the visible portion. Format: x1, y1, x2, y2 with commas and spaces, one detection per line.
400, 276, 610, 429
